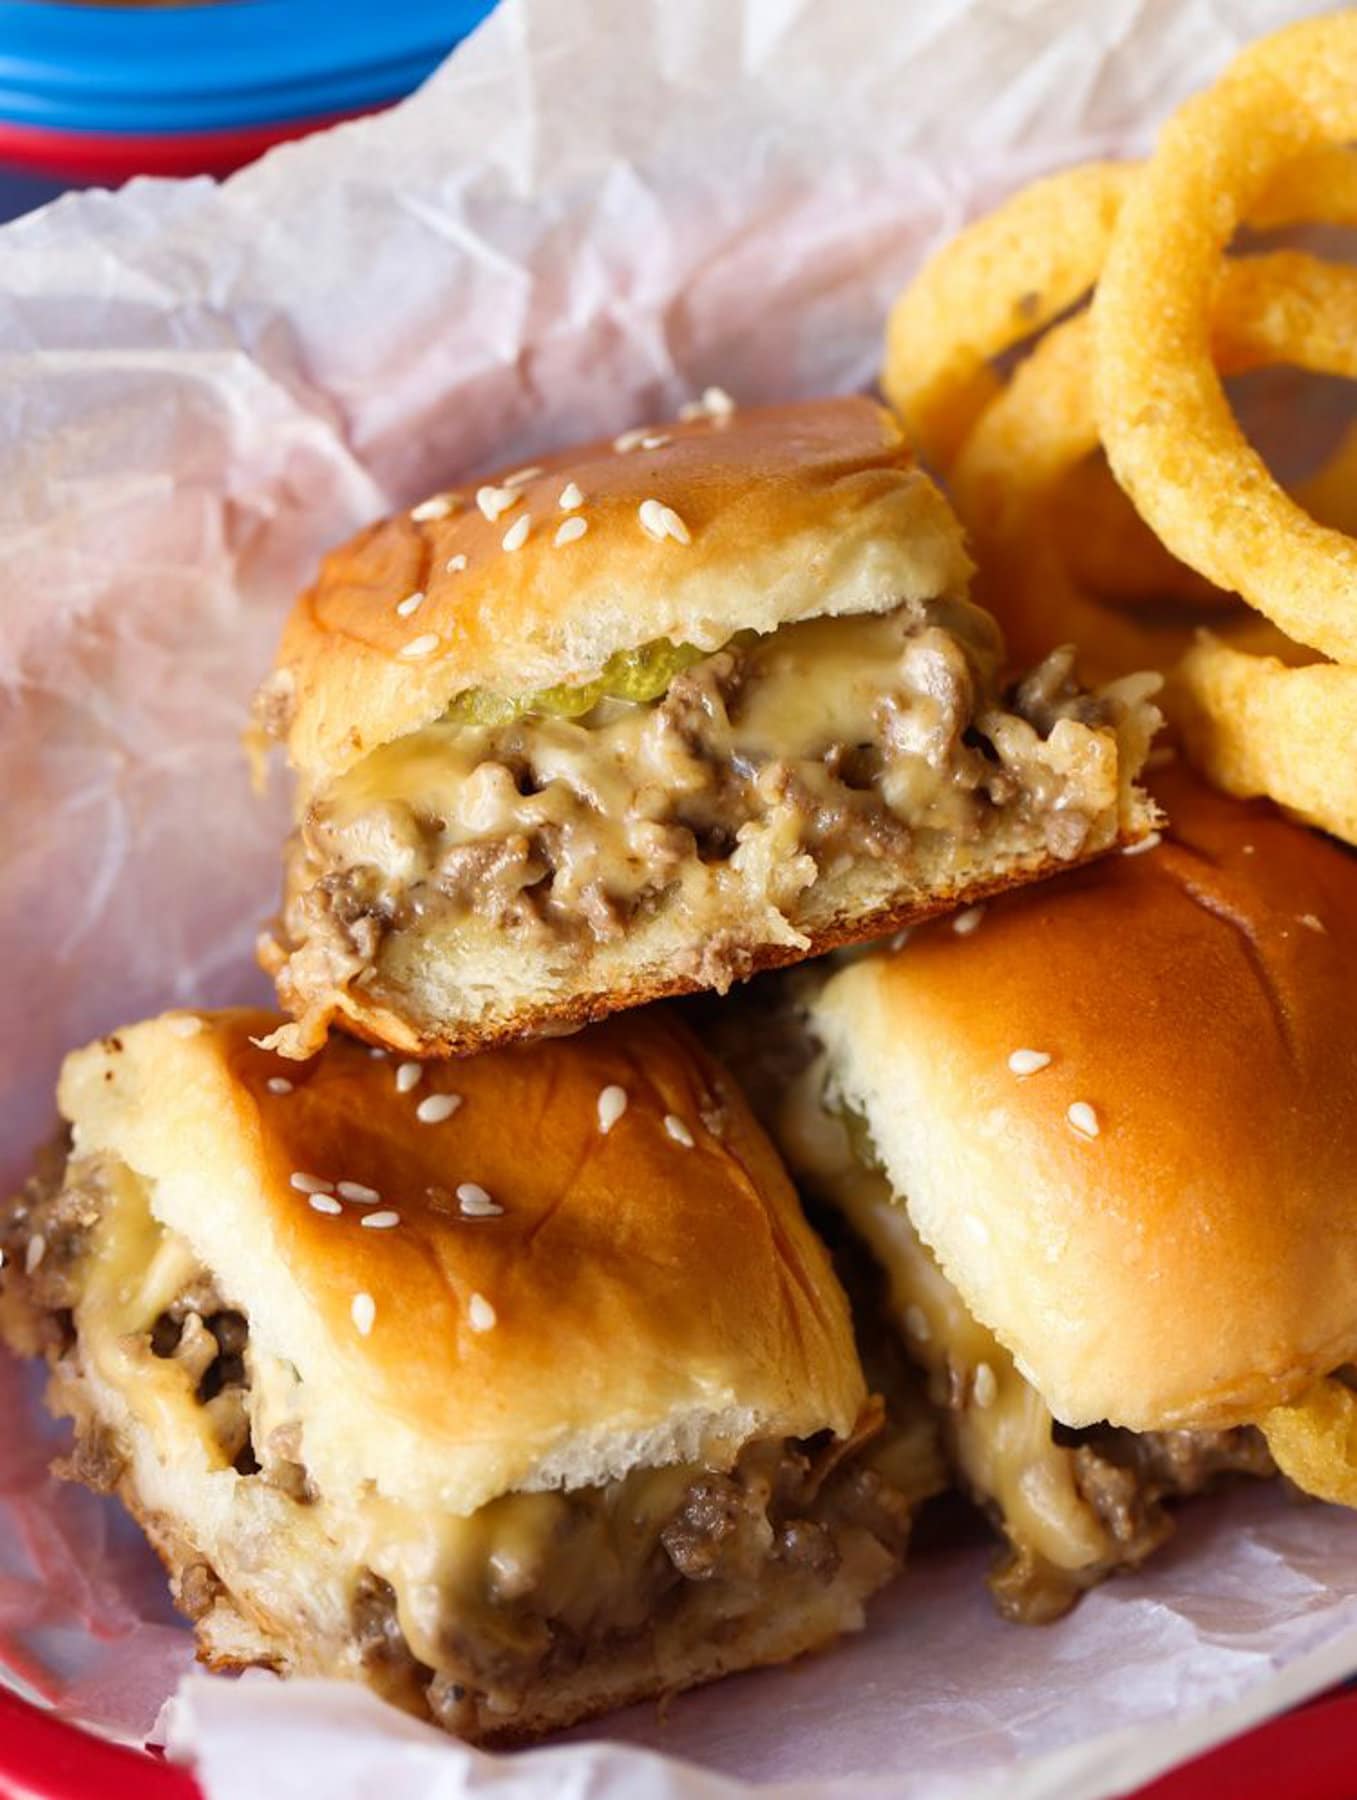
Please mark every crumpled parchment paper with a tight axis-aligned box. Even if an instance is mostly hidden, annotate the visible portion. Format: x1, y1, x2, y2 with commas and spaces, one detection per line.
2, 0, 1353, 1794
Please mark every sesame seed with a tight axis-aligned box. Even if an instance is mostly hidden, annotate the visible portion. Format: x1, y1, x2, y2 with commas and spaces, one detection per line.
889, 928, 911, 951
445, 553, 468, 574
554, 516, 588, 548
476, 484, 519, 521
25, 1234, 46, 1275
1008, 1049, 1051, 1077
904, 1304, 930, 1342
351, 1292, 376, 1337
468, 1292, 497, 1332
973, 1363, 998, 1408
558, 482, 584, 511
613, 427, 651, 453
361, 1210, 401, 1230
457, 1182, 504, 1218
338, 1181, 381, 1205
952, 905, 985, 935
290, 1171, 334, 1196
410, 494, 454, 522
501, 514, 531, 553
640, 433, 671, 449
369, 1046, 389, 1059
395, 1061, 422, 1094
309, 1194, 343, 1216
266, 1076, 294, 1095
503, 466, 543, 487
1299, 914, 1326, 934
638, 498, 691, 545
1242, 844, 1256, 856
679, 386, 736, 422
395, 590, 426, 618
416, 1092, 462, 1125
167, 1015, 204, 1038
663, 1114, 695, 1148
1067, 1101, 1101, 1140
597, 1084, 628, 1134
1123, 831, 1162, 857
0, 1249, 5, 1270
400, 632, 440, 659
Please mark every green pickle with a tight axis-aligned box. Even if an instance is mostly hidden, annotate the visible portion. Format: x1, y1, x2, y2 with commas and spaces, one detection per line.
443, 633, 754, 727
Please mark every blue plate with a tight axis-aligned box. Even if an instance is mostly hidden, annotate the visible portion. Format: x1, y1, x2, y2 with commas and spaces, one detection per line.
0, 2, 495, 134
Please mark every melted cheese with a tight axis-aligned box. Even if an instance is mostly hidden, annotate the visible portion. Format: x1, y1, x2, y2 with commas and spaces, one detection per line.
62, 1157, 932, 1705
300, 601, 1107, 941
779, 1071, 1114, 1575
75, 1161, 226, 1470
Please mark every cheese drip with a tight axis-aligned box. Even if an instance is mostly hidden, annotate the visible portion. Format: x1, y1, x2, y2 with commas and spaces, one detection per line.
53, 1154, 933, 1718
779, 1077, 1113, 1582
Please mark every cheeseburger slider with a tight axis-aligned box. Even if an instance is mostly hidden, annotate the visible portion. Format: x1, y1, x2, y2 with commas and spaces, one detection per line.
759, 767, 1357, 1622
254, 396, 1158, 1058
0, 1009, 942, 1743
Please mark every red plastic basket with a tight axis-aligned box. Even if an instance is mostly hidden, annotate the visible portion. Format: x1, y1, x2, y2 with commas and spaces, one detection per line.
3, 1679, 1356, 1800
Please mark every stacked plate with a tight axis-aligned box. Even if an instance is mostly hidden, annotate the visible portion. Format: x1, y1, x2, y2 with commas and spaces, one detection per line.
0, 1, 493, 180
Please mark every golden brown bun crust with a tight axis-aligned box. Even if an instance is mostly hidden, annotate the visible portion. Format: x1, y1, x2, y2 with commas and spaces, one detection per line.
267, 397, 973, 784
812, 767, 1357, 1432
36, 1367, 893, 1749
61, 1007, 865, 1512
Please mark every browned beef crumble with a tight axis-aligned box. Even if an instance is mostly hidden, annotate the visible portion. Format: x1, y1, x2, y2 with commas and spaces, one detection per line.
988, 1424, 1277, 1624
272, 601, 1134, 1017
2, 1142, 925, 1737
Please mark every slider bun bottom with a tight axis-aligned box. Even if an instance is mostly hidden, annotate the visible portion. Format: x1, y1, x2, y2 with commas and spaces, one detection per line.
48, 1354, 897, 1747
275, 807, 1153, 1059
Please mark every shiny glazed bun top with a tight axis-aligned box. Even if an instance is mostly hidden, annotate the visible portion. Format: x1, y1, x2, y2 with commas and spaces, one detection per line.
260, 396, 973, 785
811, 767, 1357, 1433
61, 1006, 867, 1516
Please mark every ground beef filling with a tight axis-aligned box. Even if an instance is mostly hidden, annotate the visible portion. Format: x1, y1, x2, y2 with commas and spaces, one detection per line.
0, 1135, 92, 1358
348, 1427, 919, 1734
1, 1148, 260, 1480
776, 1070, 1281, 1626
2, 1152, 921, 1729
989, 1424, 1276, 1624
275, 600, 1129, 1004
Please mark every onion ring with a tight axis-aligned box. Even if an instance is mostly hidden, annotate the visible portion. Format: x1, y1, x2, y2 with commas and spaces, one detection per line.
1261, 1378, 1357, 1508
1247, 143, 1357, 232
882, 142, 1357, 474
1296, 422, 1357, 536
1052, 457, 1227, 610
950, 252, 1357, 673
1174, 633, 1357, 847
955, 252, 1357, 537
1093, 13, 1357, 663
883, 163, 1136, 468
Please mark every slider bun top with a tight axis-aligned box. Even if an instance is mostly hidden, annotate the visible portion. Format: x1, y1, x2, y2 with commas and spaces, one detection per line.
62, 1008, 865, 1515
265, 397, 972, 784
811, 767, 1357, 1434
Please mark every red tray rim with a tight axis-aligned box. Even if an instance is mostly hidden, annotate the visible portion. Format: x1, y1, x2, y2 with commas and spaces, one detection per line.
5, 1678, 1357, 1800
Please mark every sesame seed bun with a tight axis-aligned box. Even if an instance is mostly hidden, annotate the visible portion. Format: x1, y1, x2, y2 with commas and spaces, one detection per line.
54, 1005, 865, 1516
255, 394, 1159, 1061
267, 397, 973, 788
808, 767, 1357, 1433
